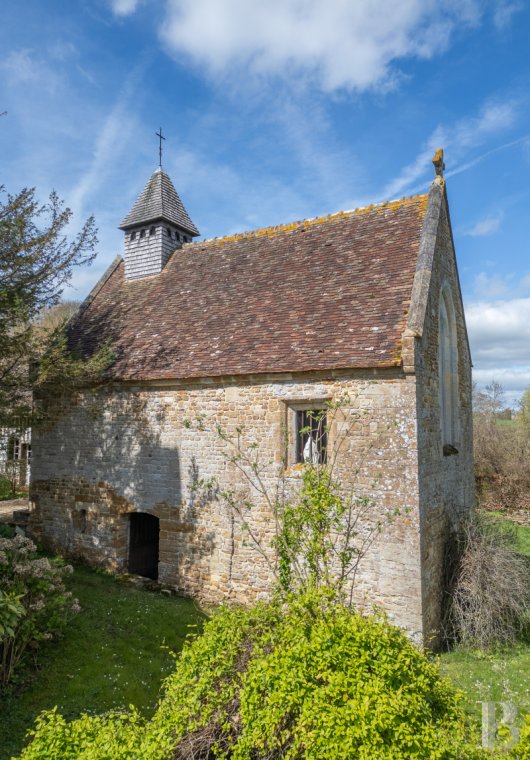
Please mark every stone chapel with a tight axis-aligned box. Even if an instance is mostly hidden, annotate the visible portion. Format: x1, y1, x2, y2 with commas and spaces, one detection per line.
29, 151, 474, 640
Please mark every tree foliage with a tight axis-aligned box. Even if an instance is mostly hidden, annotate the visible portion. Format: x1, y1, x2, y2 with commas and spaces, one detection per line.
0, 186, 97, 423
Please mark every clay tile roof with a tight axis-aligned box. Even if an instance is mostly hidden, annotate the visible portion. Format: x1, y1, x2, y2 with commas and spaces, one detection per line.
119, 168, 199, 237
72, 194, 428, 382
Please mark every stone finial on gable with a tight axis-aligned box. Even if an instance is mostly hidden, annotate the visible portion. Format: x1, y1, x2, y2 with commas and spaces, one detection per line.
432, 148, 445, 178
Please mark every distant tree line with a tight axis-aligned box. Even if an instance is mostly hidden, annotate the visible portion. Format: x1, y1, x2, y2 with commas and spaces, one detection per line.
473, 381, 530, 512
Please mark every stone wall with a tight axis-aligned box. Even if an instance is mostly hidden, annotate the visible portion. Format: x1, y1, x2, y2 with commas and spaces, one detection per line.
414, 195, 474, 641
30, 370, 425, 634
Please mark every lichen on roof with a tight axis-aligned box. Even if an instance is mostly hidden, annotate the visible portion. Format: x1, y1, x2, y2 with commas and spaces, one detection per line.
198, 192, 428, 249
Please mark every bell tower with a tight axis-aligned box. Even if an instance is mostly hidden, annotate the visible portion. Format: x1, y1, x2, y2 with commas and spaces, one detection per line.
119, 167, 199, 280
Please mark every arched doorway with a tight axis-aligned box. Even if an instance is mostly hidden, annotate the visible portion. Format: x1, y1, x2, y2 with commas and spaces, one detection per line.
128, 512, 159, 580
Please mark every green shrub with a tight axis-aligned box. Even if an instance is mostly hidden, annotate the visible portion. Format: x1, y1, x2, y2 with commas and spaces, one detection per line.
511, 715, 530, 759
20, 707, 145, 760
0, 588, 25, 638
18, 593, 486, 759
0, 522, 16, 538
0, 534, 79, 687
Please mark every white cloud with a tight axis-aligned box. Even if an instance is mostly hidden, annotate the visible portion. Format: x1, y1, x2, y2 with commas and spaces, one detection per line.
2, 49, 42, 84
165, 145, 312, 237
48, 41, 78, 61
69, 63, 145, 218
382, 99, 518, 198
446, 134, 530, 178
472, 367, 530, 391
382, 128, 445, 198
159, 0, 480, 93
110, 0, 141, 17
464, 213, 503, 237
466, 297, 530, 400
1, 48, 63, 94
466, 297, 530, 367
453, 101, 516, 148
520, 274, 530, 291
473, 272, 510, 298
493, 1, 523, 30
471, 271, 530, 300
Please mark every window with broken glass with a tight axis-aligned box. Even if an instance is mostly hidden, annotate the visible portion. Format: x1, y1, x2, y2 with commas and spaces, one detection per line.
295, 410, 327, 464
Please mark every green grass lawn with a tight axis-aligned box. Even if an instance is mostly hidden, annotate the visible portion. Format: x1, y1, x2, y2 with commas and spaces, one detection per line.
439, 644, 530, 721
513, 520, 530, 556
438, 518, 530, 728
0, 565, 204, 760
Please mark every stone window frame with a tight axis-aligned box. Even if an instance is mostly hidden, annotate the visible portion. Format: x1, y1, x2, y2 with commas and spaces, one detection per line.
283, 398, 332, 468
438, 282, 460, 455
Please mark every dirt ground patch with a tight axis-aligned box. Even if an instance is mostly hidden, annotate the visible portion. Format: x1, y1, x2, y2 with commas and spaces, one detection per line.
0, 498, 29, 522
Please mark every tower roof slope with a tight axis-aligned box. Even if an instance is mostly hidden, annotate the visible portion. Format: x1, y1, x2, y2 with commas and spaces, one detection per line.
119, 168, 199, 236
72, 194, 428, 382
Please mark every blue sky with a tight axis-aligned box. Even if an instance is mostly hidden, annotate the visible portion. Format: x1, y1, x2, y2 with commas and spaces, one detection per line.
1, 0, 530, 404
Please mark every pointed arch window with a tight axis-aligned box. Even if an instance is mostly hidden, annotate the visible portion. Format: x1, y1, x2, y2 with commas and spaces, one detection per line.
439, 285, 459, 454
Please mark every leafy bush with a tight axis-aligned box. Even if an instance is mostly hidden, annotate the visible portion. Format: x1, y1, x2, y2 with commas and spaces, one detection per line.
19, 707, 145, 760
511, 714, 530, 759
0, 522, 16, 538
0, 534, 80, 687
19, 594, 484, 759
444, 515, 530, 649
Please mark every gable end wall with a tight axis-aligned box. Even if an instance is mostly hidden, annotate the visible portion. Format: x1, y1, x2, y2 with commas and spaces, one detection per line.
414, 191, 474, 641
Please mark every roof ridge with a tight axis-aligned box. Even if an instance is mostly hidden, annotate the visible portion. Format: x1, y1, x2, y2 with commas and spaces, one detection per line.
160, 169, 166, 220
195, 192, 428, 247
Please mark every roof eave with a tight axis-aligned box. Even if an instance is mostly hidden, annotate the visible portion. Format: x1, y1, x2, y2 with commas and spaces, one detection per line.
119, 216, 200, 236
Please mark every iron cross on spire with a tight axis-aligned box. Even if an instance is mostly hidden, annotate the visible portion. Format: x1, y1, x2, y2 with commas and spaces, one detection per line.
156, 127, 166, 168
